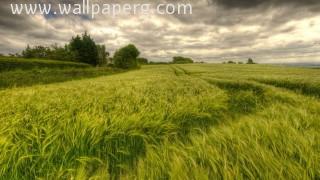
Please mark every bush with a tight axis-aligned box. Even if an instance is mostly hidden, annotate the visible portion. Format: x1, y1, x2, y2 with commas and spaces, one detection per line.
113, 44, 140, 69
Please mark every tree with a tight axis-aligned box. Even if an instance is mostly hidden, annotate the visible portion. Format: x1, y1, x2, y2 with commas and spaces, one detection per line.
21, 45, 50, 59
172, 56, 194, 64
247, 58, 255, 64
19, 32, 101, 65
227, 61, 236, 64
22, 45, 33, 58
69, 35, 82, 61
113, 44, 140, 69
137, 57, 148, 65
69, 32, 99, 66
48, 44, 74, 61
82, 32, 99, 65
97, 45, 109, 66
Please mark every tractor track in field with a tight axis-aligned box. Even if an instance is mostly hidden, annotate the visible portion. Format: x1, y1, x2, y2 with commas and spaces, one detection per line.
173, 64, 320, 100
250, 78, 320, 99
171, 65, 274, 123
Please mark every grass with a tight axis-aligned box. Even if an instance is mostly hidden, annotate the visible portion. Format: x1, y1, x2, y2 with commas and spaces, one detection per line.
0, 57, 90, 72
0, 67, 124, 90
0, 63, 319, 179
0, 57, 124, 89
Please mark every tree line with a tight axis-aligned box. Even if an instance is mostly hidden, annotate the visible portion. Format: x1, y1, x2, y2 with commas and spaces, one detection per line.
19, 32, 145, 69
16, 32, 195, 68
222, 58, 256, 64
21, 32, 110, 66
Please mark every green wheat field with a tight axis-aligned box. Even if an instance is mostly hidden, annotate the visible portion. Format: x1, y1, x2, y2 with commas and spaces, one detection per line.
0, 58, 320, 179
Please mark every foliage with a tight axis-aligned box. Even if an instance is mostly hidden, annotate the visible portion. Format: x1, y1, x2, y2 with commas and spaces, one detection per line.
22, 44, 73, 61
247, 58, 255, 64
0, 57, 122, 89
227, 60, 236, 64
137, 57, 149, 65
20, 32, 106, 66
172, 56, 194, 64
69, 32, 99, 66
113, 44, 140, 69
0, 57, 90, 72
96, 45, 109, 66
48, 44, 75, 61
22, 45, 50, 59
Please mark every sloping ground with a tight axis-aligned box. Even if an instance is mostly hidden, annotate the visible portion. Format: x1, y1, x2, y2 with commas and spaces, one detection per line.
0, 57, 122, 89
0, 64, 319, 179
0, 57, 90, 72
0, 67, 122, 90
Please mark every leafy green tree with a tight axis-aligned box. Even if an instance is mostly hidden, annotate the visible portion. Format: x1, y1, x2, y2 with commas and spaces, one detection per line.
113, 44, 140, 69
69, 32, 99, 66
69, 35, 82, 61
247, 58, 255, 64
22, 45, 33, 58
22, 45, 50, 59
172, 56, 194, 64
47, 44, 74, 61
82, 33, 99, 65
97, 45, 109, 66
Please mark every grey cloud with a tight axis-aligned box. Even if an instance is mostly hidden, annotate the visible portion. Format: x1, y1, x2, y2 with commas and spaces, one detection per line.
0, 0, 320, 62
213, 0, 320, 9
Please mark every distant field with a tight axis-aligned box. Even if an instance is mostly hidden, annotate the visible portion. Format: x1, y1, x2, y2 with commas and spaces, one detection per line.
0, 63, 319, 179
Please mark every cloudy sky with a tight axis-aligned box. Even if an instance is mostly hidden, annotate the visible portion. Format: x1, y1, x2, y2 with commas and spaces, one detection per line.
1, 0, 320, 63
